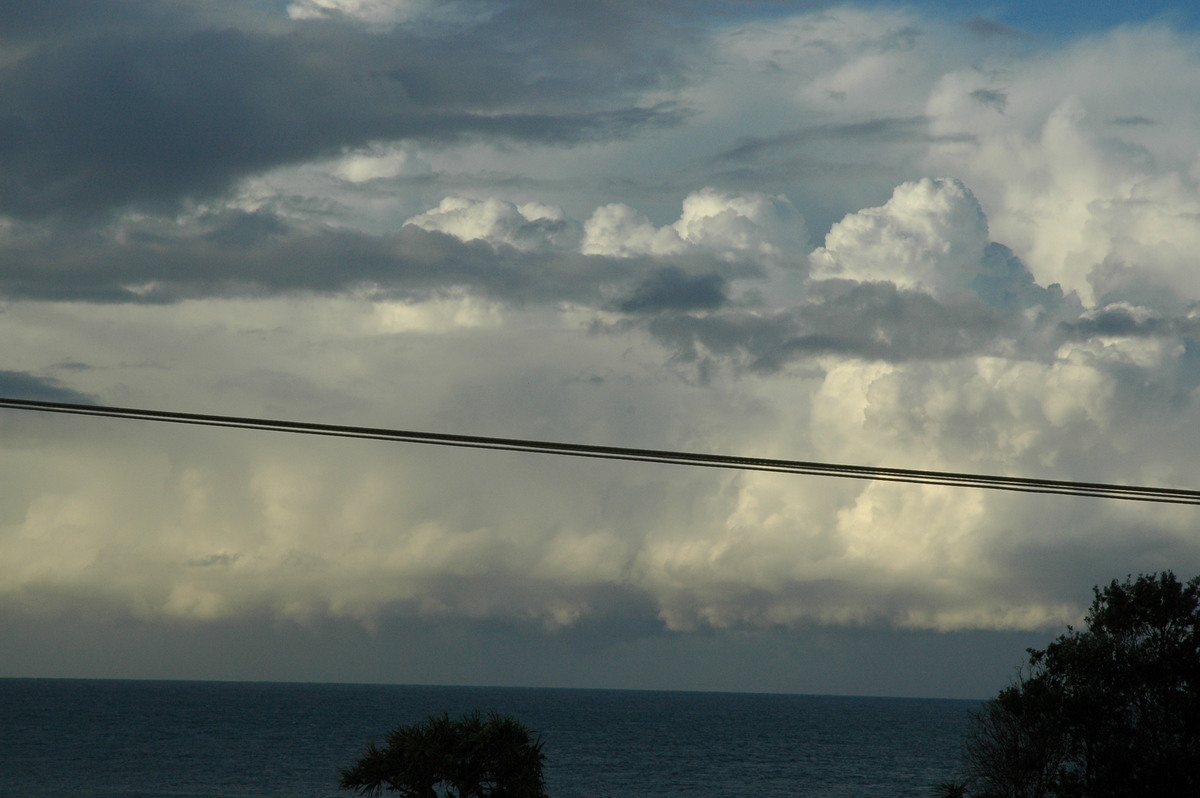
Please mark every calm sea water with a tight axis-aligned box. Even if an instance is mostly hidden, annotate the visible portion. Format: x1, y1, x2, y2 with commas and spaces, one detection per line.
0, 679, 976, 798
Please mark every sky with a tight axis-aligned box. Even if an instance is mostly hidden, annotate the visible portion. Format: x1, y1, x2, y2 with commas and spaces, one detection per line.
3, 0, 1200, 700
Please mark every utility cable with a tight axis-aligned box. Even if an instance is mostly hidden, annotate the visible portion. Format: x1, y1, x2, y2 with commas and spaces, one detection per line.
0, 396, 1197, 505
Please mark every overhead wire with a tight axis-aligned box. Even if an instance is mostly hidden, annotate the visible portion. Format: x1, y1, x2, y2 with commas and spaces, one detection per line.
0, 396, 1198, 505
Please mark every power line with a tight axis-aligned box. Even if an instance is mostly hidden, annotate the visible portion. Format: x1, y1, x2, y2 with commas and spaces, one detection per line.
0, 396, 1197, 505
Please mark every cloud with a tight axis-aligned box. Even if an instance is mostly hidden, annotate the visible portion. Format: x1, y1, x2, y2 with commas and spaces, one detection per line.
0, 371, 94, 403
583, 187, 808, 268
285, 0, 472, 25
925, 25, 1200, 306
4, 164, 1188, 642
1106, 115, 1158, 127
810, 178, 990, 298
714, 117, 938, 163
1060, 302, 1200, 340
583, 203, 690, 258
0, 214, 607, 304
0, 188, 806, 306
635, 280, 1015, 375
672, 188, 809, 264
405, 197, 583, 251
7, 3, 1200, 698
622, 180, 1082, 373
963, 16, 1031, 40
0, 3, 688, 220
969, 88, 1008, 112
618, 268, 727, 314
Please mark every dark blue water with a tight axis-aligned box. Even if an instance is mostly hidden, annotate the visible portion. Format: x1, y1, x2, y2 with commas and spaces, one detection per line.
0, 679, 975, 797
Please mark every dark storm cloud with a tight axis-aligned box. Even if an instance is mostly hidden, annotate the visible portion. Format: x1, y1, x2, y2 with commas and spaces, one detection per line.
201, 210, 290, 249
1059, 304, 1200, 339
0, 371, 96, 403
0, 217, 743, 305
637, 280, 1011, 372
617, 267, 727, 313
0, 0, 147, 41
0, 2, 690, 219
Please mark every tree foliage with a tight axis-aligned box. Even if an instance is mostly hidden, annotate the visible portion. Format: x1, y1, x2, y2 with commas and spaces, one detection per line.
931, 781, 969, 798
961, 571, 1200, 797
340, 710, 549, 798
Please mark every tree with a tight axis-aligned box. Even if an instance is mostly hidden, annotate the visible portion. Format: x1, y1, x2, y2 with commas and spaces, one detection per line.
961, 572, 1200, 797
340, 710, 549, 798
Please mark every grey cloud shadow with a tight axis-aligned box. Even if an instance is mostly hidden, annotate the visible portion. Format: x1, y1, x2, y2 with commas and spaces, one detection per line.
970, 88, 1008, 113
964, 16, 1034, 40
1107, 115, 1159, 127
973, 242, 1069, 312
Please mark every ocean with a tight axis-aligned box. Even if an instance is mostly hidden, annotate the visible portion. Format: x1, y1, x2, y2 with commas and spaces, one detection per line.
0, 679, 976, 797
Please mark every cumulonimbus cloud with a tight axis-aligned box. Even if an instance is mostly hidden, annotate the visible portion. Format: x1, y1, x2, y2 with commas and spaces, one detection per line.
5, 3, 1200, 660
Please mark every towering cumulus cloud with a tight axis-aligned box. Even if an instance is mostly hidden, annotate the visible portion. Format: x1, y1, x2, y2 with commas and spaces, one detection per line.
2, 0, 1200, 696
810, 178, 988, 298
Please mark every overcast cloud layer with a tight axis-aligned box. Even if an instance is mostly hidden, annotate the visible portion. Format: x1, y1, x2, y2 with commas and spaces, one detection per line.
3, 0, 1200, 698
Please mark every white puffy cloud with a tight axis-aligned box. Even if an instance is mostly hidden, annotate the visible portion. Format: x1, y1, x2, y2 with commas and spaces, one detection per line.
673, 188, 809, 265
396, 188, 809, 310
404, 196, 583, 251
333, 144, 432, 184
925, 25, 1200, 306
285, 0, 478, 26
581, 188, 808, 272
582, 203, 688, 257
287, 0, 403, 23
809, 177, 989, 298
